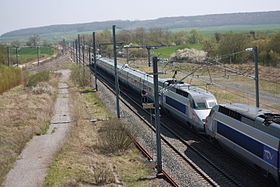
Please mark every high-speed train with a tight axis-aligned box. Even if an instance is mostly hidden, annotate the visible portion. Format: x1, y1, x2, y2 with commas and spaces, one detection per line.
205, 103, 280, 181
95, 57, 217, 131
94, 57, 280, 182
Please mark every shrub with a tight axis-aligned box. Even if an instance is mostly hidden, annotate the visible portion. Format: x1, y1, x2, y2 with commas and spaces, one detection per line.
70, 64, 92, 87
26, 70, 50, 87
88, 161, 115, 185
31, 84, 52, 95
217, 33, 250, 63
0, 65, 22, 93
170, 48, 207, 63
97, 119, 133, 154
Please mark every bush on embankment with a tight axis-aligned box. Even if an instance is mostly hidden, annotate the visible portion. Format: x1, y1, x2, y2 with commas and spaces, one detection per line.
25, 70, 50, 87
70, 64, 92, 87
0, 65, 22, 93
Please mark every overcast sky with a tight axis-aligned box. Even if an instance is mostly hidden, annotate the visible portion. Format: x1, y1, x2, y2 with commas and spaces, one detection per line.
1, 0, 280, 35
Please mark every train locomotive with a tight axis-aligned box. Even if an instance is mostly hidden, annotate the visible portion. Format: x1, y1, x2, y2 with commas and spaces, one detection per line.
205, 103, 280, 181
95, 57, 217, 131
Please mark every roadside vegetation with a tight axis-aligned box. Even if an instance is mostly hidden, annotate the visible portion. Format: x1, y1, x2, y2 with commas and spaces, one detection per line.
70, 64, 92, 87
0, 71, 59, 185
0, 65, 22, 93
25, 70, 50, 87
0, 41, 55, 94
45, 68, 159, 186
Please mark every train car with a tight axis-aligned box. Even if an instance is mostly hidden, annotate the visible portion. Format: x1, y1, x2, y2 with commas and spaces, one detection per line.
160, 80, 217, 131
96, 57, 154, 95
96, 57, 218, 130
205, 103, 280, 181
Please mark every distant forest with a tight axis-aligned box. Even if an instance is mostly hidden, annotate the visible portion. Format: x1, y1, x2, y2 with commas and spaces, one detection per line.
1, 11, 280, 38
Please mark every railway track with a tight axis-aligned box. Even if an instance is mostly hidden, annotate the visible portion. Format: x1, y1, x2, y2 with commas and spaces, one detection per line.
88, 64, 240, 186
70, 51, 277, 186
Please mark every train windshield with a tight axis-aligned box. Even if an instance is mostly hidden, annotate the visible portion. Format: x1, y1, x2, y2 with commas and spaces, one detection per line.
196, 102, 207, 109
207, 101, 217, 108
195, 101, 217, 110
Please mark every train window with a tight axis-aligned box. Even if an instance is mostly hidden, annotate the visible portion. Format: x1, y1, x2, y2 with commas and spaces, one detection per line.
207, 101, 217, 108
196, 102, 207, 109
176, 89, 188, 98
218, 106, 241, 121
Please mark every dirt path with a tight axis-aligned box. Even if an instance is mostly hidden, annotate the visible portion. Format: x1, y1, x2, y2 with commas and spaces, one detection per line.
4, 69, 72, 187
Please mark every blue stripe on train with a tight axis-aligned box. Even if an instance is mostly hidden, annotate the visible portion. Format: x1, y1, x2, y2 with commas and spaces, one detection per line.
217, 121, 279, 168
166, 96, 186, 113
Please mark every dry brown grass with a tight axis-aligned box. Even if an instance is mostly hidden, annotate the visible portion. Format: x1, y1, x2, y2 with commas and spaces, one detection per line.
45, 83, 159, 187
95, 118, 134, 154
0, 73, 58, 185
0, 65, 22, 94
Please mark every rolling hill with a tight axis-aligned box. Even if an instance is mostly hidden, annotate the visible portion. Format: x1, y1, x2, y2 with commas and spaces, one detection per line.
1, 10, 280, 41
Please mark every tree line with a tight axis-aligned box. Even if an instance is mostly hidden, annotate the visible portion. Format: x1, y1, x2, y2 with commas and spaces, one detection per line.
79, 28, 204, 58
1, 28, 279, 67
79, 28, 280, 66
203, 31, 280, 66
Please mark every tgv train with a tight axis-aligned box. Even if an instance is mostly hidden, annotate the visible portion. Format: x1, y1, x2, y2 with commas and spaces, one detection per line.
95, 57, 217, 131
205, 103, 280, 181
95, 57, 280, 182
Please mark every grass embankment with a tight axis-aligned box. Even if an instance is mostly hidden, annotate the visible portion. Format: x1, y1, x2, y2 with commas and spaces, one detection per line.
45, 66, 159, 186
0, 70, 59, 185
10, 47, 55, 64
153, 43, 203, 58
0, 65, 22, 93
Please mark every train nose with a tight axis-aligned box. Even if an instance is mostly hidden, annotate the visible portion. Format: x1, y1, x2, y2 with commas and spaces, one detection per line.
195, 109, 210, 123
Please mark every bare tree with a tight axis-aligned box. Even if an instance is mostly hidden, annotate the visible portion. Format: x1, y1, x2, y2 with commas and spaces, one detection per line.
27, 34, 40, 47
10, 40, 20, 48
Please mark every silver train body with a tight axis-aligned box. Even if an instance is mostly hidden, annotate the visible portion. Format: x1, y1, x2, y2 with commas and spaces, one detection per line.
96, 57, 217, 130
205, 103, 280, 181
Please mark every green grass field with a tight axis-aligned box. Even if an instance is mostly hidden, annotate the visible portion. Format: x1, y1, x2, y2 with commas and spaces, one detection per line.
0, 30, 94, 43
1, 24, 279, 44
9, 47, 54, 63
171, 24, 280, 36
152, 43, 203, 58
